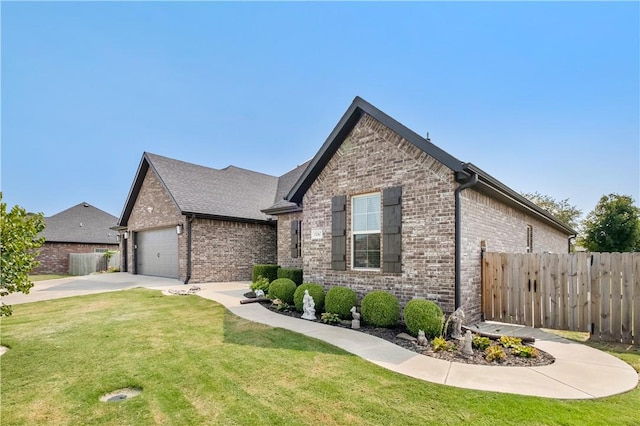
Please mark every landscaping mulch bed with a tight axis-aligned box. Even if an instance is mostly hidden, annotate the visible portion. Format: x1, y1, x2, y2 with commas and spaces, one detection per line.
250, 293, 554, 367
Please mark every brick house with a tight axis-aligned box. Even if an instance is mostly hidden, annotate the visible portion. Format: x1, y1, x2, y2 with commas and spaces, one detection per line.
33, 202, 119, 274
118, 97, 574, 321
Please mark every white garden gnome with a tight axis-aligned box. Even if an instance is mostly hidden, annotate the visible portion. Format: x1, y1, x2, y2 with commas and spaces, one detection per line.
301, 289, 316, 320
462, 330, 474, 356
450, 307, 465, 339
350, 306, 360, 329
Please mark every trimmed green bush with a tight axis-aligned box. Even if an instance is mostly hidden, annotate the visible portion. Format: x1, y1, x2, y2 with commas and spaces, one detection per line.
324, 286, 358, 319
403, 299, 444, 338
293, 283, 325, 313
277, 268, 303, 285
268, 278, 297, 304
252, 264, 280, 283
360, 291, 400, 328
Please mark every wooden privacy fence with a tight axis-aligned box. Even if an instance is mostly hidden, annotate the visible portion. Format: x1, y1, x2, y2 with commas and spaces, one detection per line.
482, 252, 640, 344
69, 252, 120, 276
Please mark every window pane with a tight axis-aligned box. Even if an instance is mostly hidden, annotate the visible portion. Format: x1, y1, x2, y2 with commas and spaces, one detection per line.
353, 197, 366, 215
367, 211, 380, 231
353, 213, 368, 232
352, 234, 380, 269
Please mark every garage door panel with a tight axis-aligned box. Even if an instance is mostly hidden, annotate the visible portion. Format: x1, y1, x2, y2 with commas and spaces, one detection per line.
137, 228, 178, 278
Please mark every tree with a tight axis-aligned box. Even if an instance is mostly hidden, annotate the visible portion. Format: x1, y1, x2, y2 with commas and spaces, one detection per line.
0, 194, 45, 316
580, 194, 640, 252
522, 192, 582, 230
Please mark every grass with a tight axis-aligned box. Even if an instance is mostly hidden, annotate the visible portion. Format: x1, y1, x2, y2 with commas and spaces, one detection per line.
1, 290, 639, 426
29, 274, 72, 281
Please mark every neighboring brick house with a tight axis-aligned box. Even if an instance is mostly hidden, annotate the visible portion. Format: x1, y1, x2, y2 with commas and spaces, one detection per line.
33, 202, 119, 274
117, 153, 306, 282
118, 97, 574, 322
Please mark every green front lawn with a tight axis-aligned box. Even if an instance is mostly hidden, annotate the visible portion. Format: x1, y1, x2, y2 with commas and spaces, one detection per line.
1, 289, 639, 425
29, 274, 72, 281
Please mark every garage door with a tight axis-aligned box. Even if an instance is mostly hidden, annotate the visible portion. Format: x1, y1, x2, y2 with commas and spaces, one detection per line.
136, 227, 178, 278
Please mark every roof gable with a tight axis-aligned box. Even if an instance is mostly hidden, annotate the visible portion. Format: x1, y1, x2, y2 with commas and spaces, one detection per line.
287, 96, 465, 204
42, 202, 119, 244
118, 153, 279, 225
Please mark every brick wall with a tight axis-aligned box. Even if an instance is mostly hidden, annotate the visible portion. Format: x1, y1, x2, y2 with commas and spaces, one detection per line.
302, 113, 458, 312
459, 189, 570, 321
189, 218, 276, 282
33, 242, 119, 274
276, 212, 304, 269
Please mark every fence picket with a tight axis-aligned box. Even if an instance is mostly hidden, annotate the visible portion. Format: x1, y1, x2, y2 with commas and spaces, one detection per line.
634, 253, 640, 345
577, 253, 589, 332
621, 253, 634, 343
590, 253, 601, 340
610, 253, 623, 342
599, 253, 613, 341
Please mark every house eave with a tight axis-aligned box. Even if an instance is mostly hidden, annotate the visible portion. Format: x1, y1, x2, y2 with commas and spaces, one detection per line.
182, 211, 276, 227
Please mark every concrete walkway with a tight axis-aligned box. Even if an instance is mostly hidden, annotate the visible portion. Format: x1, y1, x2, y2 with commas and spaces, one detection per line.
194, 281, 639, 400
4, 275, 638, 399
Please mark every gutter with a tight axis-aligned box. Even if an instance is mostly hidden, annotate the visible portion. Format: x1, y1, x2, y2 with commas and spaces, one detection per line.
184, 214, 195, 284
454, 168, 478, 310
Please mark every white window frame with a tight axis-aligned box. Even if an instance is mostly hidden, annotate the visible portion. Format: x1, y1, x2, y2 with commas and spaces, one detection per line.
526, 225, 533, 253
351, 192, 381, 271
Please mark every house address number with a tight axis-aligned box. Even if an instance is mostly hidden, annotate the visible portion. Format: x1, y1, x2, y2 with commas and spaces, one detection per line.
311, 229, 323, 240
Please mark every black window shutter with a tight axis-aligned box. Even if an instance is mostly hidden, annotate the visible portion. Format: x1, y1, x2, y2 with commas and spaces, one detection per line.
383, 186, 402, 273
331, 195, 347, 271
290, 220, 301, 258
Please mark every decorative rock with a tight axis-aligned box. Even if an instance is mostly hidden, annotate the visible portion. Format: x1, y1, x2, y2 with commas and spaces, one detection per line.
350, 306, 361, 329
450, 307, 465, 339
301, 290, 316, 320
254, 289, 265, 298
396, 333, 417, 342
462, 330, 474, 356
417, 330, 428, 346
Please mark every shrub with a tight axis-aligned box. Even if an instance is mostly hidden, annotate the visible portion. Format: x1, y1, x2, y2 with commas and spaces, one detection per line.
361, 291, 400, 328
499, 336, 522, 349
512, 345, 539, 358
485, 345, 507, 362
431, 336, 455, 352
277, 268, 303, 285
324, 287, 358, 319
252, 264, 280, 283
403, 299, 444, 338
321, 312, 341, 324
293, 283, 325, 313
268, 278, 297, 304
472, 334, 491, 351
250, 276, 270, 294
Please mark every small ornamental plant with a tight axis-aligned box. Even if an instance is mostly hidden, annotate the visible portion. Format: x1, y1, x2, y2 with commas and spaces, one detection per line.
321, 312, 341, 324
485, 345, 507, 362
431, 336, 455, 352
250, 276, 270, 294
499, 336, 522, 349
512, 345, 539, 358
472, 334, 491, 351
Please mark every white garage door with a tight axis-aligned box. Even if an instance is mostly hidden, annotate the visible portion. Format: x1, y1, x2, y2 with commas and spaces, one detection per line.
137, 228, 178, 278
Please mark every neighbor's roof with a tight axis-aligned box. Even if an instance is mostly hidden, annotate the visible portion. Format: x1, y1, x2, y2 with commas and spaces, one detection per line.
41, 202, 119, 244
119, 153, 280, 225
286, 96, 576, 236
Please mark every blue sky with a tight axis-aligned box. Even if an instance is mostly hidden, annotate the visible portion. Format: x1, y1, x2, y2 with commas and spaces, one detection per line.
2, 2, 638, 222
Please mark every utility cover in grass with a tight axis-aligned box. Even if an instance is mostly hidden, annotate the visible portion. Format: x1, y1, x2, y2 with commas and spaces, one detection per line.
99, 388, 142, 402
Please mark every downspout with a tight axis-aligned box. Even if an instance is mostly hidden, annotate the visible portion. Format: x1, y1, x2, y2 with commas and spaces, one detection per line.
184, 214, 195, 284
454, 170, 478, 310
568, 235, 576, 253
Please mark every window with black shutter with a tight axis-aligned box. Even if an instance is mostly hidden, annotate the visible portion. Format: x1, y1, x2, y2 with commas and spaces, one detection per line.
352, 193, 381, 269
382, 186, 402, 273
331, 195, 347, 270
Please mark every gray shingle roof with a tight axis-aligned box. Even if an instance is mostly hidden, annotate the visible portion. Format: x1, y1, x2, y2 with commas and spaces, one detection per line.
120, 153, 280, 225
262, 160, 310, 214
41, 202, 119, 244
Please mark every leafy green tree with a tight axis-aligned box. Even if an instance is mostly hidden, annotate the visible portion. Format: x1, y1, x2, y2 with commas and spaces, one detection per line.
522, 192, 582, 230
580, 194, 640, 252
1, 194, 45, 316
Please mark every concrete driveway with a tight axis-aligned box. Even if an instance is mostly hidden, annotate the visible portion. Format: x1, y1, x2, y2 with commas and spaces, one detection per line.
2, 273, 184, 305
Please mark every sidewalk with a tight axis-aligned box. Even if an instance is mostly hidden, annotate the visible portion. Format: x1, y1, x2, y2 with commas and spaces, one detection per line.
194, 282, 639, 400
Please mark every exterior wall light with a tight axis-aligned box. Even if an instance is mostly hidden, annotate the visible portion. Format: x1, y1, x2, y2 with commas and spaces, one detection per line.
177, 224, 184, 235
123, 231, 129, 239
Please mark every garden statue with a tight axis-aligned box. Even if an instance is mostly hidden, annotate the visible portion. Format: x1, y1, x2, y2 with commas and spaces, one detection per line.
462, 330, 474, 356
254, 289, 265, 298
417, 330, 428, 347
450, 307, 465, 339
302, 290, 316, 320
350, 306, 360, 329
